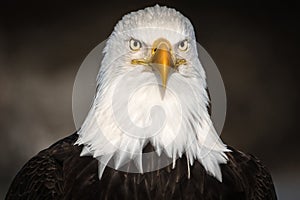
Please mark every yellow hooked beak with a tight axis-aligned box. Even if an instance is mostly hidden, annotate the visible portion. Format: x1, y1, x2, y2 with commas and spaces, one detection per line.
131, 38, 187, 90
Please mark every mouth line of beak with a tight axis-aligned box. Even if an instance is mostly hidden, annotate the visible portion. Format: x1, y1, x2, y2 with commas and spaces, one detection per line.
132, 55, 186, 87
131, 56, 187, 90
131, 57, 186, 69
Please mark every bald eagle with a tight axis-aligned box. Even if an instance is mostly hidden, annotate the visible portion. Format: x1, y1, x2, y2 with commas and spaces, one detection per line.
6, 5, 277, 200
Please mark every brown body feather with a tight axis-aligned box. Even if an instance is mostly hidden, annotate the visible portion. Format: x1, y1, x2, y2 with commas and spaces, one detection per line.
6, 133, 277, 200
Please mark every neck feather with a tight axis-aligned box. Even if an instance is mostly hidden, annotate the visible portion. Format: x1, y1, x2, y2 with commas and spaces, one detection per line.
76, 69, 229, 182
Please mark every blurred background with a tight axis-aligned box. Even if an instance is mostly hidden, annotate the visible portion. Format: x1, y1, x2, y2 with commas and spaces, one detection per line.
0, 0, 299, 199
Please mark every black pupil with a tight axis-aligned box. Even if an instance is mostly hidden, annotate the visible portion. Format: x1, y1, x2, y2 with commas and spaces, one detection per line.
133, 41, 138, 47
180, 41, 185, 48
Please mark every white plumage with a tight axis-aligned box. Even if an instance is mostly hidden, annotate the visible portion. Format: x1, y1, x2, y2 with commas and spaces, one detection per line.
76, 5, 229, 182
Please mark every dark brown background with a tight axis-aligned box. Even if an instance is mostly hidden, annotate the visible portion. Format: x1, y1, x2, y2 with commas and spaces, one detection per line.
0, 0, 299, 199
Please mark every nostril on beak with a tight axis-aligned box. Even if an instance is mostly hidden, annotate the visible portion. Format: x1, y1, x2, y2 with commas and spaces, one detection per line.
152, 48, 157, 54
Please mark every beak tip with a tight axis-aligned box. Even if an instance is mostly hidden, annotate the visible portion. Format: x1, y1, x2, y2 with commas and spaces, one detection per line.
159, 85, 167, 100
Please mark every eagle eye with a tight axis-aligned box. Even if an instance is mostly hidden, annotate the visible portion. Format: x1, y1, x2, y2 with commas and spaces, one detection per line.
129, 39, 141, 51
178, 40, 188, 51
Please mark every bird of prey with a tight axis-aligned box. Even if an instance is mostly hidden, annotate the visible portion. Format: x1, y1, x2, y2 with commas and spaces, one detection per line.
6, 5, 277, 200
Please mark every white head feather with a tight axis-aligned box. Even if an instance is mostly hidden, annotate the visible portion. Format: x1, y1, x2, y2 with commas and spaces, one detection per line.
75, 5, 229, 182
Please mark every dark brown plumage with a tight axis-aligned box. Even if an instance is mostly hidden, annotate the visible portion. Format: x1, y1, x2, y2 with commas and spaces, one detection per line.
6, 132, 277, 200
